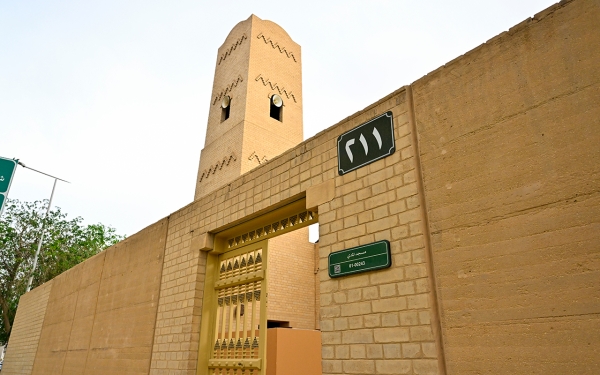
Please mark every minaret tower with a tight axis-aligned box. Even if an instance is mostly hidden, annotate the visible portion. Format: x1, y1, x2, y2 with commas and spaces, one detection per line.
194, 15, 303, 199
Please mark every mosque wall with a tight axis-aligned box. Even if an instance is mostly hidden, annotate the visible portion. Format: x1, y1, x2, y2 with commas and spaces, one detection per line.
411, 0, 600, 373
315, 92, 441, 375
1, 281, 53, 375
267, 227, 317, 330
4, 220, 168, 375
147, 85, 438, 375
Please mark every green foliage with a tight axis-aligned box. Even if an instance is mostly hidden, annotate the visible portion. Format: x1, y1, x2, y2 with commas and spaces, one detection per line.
0, 199, 124, 345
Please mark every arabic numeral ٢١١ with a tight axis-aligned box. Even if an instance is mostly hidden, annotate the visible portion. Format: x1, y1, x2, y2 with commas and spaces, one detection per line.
344, 127, 384, 164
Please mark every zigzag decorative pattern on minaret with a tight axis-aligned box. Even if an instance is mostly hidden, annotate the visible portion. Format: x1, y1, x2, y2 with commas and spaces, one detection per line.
218, 34, 248, 65
248, 151, 268, 165
255, 74, 297, 103
198, 152, 237, 182
212, 76, 244, 105
256, 33, 297, 62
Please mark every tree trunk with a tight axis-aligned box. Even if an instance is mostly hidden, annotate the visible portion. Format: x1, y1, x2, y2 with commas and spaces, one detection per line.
0, 293, 12, 337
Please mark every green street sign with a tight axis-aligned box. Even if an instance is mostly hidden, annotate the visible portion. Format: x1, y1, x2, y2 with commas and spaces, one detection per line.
0, 157, 17, 214
337, 111, 396, 175
328, 240, 391, 278
0, 157, 17, 193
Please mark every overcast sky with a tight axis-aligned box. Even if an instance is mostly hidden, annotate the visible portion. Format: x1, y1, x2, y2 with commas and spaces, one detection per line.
1, 0, 557, 238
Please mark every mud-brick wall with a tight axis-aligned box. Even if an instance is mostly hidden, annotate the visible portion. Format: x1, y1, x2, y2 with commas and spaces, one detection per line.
148, 84, 445, 374
2, 282, 53, 375
268, 227, 316, 329
5, 219, 168, 375
411, 0, 600, 374
318, 92, 442, 375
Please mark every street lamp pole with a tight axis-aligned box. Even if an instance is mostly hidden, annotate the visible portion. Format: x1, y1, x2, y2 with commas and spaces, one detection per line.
17, 161, 70, 292
26, 178, 57, 291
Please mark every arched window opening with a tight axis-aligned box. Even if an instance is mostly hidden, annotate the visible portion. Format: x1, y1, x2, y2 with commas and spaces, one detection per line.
270, 94, 283, 121
221, 95, 231, 122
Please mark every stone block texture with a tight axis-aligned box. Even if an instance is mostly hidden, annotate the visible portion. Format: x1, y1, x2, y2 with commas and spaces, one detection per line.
146, 85, 430, 375
411, 0, 600, 374
2, 281, 53, 375
268, 227, 317, 329
5, 219, 168, 375
317, 93, 441, 375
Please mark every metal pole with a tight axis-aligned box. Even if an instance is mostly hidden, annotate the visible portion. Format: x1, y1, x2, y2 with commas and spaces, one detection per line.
26, 178, 57, 292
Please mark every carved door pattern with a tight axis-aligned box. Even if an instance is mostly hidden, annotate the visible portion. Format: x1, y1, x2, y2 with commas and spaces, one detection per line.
208, 241, 267, 375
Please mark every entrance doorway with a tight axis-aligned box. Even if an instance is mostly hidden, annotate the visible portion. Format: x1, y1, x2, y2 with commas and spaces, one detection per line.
197, 199, 319, 375
208, 240, 268, 374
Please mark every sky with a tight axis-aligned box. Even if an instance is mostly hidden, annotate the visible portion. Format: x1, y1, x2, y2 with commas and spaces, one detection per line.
1, 0, 557, 239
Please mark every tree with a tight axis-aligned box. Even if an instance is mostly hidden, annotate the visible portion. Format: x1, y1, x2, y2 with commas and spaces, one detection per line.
0, 199, 124, 345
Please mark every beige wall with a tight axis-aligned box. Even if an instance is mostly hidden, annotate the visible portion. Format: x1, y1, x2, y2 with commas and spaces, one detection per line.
149, 83, 440, 374
316, 93, 441, 375
2, 281, 53, 375
6, 219, 168, 375
411, 0, 600, 374
268, 227, 316, 329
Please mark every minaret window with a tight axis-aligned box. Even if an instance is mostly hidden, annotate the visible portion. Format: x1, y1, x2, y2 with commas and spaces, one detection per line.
270, 94, 283, 121
221, 96, 231, 122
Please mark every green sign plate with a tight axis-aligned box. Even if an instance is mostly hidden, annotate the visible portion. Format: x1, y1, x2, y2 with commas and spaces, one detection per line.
337, 111, 395, 175
328, 240, 391, 278
0, 157, 17, 214
0, 157, 17, 194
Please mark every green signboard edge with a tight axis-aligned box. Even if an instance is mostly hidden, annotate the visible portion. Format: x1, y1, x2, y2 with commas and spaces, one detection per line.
0, 156, 18, 216
328, 240, 392, 278
0, 157, 17, 194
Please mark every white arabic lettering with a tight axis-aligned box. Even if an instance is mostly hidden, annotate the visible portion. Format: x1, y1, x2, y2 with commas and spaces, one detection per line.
347, 251, 367, 259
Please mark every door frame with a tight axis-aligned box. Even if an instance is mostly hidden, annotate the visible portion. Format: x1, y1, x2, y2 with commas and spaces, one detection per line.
196, 198, 318, 375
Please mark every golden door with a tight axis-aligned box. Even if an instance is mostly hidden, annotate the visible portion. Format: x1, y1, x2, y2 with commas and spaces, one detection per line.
207, 240, 268, 375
